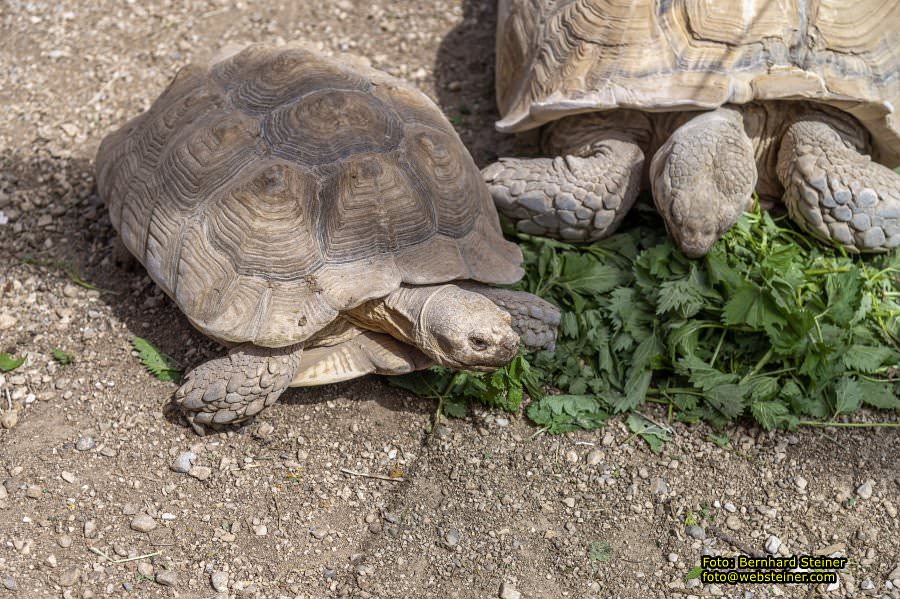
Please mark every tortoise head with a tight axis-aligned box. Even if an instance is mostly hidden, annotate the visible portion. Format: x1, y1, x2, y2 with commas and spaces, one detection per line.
417, 286, 519, 371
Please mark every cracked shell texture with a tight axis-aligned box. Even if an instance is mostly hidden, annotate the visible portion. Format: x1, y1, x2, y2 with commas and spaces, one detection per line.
96, 44, 523, 348
495, 0, 900, 165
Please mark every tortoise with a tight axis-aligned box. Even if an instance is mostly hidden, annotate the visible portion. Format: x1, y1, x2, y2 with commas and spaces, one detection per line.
483, 0, 900, 257
95, 43, 559, 434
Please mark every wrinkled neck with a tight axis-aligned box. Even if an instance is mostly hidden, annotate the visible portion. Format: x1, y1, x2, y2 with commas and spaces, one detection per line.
346, 284, 454, 349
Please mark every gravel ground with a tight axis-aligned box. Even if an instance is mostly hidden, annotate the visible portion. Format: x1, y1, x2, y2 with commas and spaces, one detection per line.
1, 1, 899, 598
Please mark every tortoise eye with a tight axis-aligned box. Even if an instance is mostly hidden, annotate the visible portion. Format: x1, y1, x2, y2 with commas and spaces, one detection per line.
469, 335, 489, 351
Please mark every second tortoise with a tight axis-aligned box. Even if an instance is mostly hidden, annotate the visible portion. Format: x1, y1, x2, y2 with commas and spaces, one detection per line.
484, 0, 900, 257
96, 44, 559, 433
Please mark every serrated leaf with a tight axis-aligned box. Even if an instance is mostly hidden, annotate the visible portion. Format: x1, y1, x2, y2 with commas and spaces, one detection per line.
675, 356, 739, 390
706, 433, 730, 448
0, 353, 26, 372
722, 283, 788, 330
703, 384, 750, 420
656, 279, 707, 318
443, 398, 467, 419
842, 345, 896, 373
858, 381, 900, 410
558, 253, 625, 297
526, 395, 608, 433
131, 337, 182, 383
833, 377, 863, 415
751, 399, 793, 430
626, 413, 671, 453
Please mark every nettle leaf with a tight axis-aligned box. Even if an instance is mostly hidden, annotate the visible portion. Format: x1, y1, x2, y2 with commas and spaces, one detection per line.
858, 381, 900, 410
751, 399, 797, 430
656, 279, 708, 318
722, 283, 788, 330
842, 345, 897, 373
0, 353, 26, 372
131, 337, 182, 383
626, 413, 671, 453
558, 253, 625, 297
703, 384, 750, 420
675, 356, 739, 390
832, 377, 863, 415
527, 394, 609, 433
51, 348, 75, 366
443, 398, 467, 419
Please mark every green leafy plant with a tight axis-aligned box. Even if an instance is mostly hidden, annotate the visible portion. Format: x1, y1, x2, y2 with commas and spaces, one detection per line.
0, 353, 25, 372
390, 202, 900, 436
131, 337, 182, 383
51, 349, 75, 366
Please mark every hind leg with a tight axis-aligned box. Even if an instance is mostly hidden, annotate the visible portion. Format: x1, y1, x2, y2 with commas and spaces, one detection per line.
175, 343, 303, 435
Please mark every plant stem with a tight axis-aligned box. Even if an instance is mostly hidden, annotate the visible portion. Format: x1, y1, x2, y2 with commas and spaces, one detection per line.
797, 420, 900, 428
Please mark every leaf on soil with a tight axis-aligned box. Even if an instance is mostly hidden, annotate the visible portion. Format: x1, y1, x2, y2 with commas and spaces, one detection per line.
131, 337, 182, 383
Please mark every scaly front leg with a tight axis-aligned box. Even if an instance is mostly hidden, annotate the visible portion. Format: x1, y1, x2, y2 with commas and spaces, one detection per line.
175, 343, 303, 435
777, 115, 900, 252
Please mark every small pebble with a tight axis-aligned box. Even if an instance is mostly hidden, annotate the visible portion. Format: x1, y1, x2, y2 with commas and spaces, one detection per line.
75, 436, 95, 451
58, 534, 73, 548
686, 525, 706, 540
310, 526, 327, 540
725, 515, 743, 530
254, 422, 274, 438
61, 471, 76, 484
155, 570, 177, 587
445, 528, 459, 547
2, 576, 16, 591
58, 567, 80, 587
650, 478, 668, 495
254, 524, 267, 536
857, 480, 874, 500
765, 535, 781, 554
189, 465, 212, 481
499, 581, 521, 599
668, 553, 679, 563
25, 485, 42, 499
130, 514, 157, 533
562, 497, 576, 508
84, 519, 97, 539
794, 476, 807, 491
211, 571, 228, 592
585, 449, 603, 466
565, 449, 579, 463
138, 563, 153, 578
170, 451, 196, 473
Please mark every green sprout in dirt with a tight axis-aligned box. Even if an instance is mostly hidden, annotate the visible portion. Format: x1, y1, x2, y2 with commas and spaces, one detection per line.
51, 349, 75, 366
390, 201, 900, 441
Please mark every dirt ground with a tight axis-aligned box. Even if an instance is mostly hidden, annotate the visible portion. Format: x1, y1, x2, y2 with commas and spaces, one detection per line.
1, 1, 898, 598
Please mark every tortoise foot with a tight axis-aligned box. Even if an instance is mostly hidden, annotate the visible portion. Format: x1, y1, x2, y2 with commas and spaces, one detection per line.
174, 343, 303, 434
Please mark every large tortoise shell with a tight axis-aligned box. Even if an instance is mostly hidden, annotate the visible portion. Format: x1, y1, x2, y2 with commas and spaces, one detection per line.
495, 0, 900, 165
97, 44, 522, 347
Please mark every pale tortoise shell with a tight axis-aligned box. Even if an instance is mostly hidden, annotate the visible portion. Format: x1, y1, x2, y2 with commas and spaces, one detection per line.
96, 44, 523, 348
